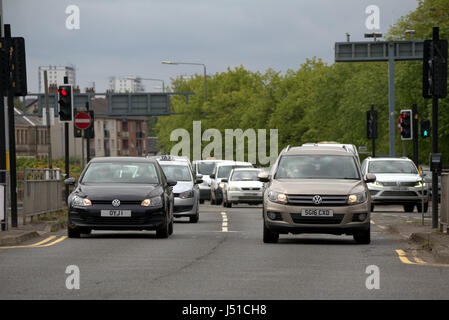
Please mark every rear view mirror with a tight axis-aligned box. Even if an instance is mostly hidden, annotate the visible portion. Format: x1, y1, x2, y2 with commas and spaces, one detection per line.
210, 173, 215, 179
167, 179, 177, 187
64, 177, 76, 185
364, 173, 376, 183
221, 178, 228, 183
258, 172, 270, 183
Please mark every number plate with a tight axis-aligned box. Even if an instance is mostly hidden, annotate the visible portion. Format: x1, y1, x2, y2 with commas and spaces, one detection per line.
301, 209, 334, 217
101, 210, 132, 217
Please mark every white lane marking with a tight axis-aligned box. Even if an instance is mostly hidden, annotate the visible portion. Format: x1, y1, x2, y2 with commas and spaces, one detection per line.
221, 211, 228, 232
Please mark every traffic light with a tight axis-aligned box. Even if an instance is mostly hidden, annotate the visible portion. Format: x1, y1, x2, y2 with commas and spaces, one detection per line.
0, 42, 8, 96
366, 109, 378, 139
423, 39, 448, 99
400, 109, 413, 140
10, 37, 27, 97
58, 85, 73, 122
421, 119, 431, 138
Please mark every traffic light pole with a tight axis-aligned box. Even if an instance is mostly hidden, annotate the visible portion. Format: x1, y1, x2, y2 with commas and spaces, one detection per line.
431, 28, 439, 229
64, 77, 70, 205
371, 105, 376, 158
5, 24, 17, 227
412, 104, 418, 167
0, 15, 6, 231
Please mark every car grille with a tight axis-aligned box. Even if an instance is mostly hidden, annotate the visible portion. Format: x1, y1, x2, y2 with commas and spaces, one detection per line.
84, 216, 149, 225
287, 195, 348, 206
290, 213, 345, 224
174, 205, 193, 213
382, 182, 416, 187
241, 187, 261, 191
382, 191, 417, 197
91, 200, 142, 205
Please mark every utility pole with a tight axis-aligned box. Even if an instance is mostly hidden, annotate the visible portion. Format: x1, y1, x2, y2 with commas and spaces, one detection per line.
64, 76, 70, 205
412, 104, 419, 166
0, 0, 6, 231
431, 28, 440, 229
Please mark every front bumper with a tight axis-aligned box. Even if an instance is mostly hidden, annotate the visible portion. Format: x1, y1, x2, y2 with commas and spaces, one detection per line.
368, 186, 429, 204
68, 204, 165, 231
228, 190, 263, 203
264, 200, 370, 235
173, 197, 196, 217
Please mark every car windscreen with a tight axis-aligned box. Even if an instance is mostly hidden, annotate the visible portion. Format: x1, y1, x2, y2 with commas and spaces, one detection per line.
231, 170, 260, 181
197, 162, 216, 175
160, 164, 192, 181
81, 162, 159, 184
275, 155, 360, 180
368, 160, 418, 174
218, 165, 252, 178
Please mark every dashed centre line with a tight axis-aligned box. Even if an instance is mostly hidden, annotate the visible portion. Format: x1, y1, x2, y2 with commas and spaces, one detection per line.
221, 212, 228, 232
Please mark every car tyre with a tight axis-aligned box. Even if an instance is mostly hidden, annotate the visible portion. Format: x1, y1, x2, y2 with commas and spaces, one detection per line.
67, 226, 81, 238
199, 199, 204, 204
263, 221, 279, 243
353, 227, 370, 244
416, 202, 428, 213
370, 204, 374, 212
156, 215, 170, 238
403, 204, 415, 212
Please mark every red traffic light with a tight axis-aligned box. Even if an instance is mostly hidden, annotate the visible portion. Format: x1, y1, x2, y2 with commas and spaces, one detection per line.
59, 89, 68, 96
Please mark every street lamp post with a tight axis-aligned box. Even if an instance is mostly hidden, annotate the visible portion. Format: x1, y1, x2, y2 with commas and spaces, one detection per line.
162, 61, 207, 101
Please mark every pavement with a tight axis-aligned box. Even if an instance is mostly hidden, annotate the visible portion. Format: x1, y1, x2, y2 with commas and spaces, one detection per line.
0, 203, 449, 299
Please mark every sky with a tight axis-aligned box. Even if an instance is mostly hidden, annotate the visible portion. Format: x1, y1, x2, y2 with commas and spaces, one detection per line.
2, 0, 419, 93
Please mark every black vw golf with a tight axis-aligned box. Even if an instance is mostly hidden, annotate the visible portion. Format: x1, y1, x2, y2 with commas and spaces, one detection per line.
65, 157, 177, 238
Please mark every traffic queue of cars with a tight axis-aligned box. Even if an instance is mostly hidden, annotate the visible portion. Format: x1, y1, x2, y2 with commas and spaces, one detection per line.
64, 142, 430, 244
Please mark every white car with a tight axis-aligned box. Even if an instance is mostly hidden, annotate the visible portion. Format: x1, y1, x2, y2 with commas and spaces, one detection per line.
209, 161, 253, 205
192, 159, 222, 204
361, 157, 429, 212
222, 168, 264, 208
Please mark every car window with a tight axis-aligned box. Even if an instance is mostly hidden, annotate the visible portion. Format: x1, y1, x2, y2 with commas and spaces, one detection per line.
231, 170, 260, 181
81, 162, 159, 184
218, 165, 252, 178
368, 161, 418, 174
197, 162, 217, 175
160, 164, 192, 181
275, 155, 360, 180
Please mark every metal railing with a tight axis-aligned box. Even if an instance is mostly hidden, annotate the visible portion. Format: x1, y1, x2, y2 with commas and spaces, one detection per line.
0, 170, 8, 231
440, 173, 449, 232
23, 168, 63, 224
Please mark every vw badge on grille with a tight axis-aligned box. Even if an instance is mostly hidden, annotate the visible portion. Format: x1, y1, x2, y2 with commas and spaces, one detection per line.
312, 195, 322, 205
112, 199, 121, 207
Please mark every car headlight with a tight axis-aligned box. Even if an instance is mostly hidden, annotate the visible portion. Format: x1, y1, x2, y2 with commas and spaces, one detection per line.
219, 182, 225, 189
229, 186, 240, 191
348, 192, 367, 205
268, 190, 287, 204
414, 181, 426, 188
141, 196, 163, 207
369, 181, 383, 188
72, 196, 92, 207
179, 190, 194, 199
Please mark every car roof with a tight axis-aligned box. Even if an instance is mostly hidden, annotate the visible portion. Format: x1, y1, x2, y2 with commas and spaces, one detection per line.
90, 157, 156, 163
231, 167, 261, 171
366, 157, 413, 162
157, 160, 190, 166
282, 146, 355, 156
216, 161, 253, 167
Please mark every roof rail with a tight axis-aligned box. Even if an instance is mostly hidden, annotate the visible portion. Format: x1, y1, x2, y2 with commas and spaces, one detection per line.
282, 145, 291, 153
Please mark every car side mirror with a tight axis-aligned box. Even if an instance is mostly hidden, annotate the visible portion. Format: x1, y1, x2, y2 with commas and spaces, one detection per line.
64, 177, 76, 185
365, 173, 376, 183
221, 178, 228, 183
196, 174, 203, 179
167, 179, 177, 187
195, 178, 203, 184
210, 173, 215, 179
258, 172, 270, 183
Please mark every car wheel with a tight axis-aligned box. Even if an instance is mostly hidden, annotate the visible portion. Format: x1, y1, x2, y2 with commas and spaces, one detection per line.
189, 214, 199, 223
403, 204, 415, 212
416, 202, 428, 213
156, 214, 170, 238
199, 199, 204, 204
353, 227, 370, 244
168, 218, 174, 235
263, 221, 279, 243
67, 226, 81, 238
370, 204, 374, 212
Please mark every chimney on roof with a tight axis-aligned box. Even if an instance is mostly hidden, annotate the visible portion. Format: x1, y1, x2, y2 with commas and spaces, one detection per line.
85, 87, 95, 94
48, 83, 58, 94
